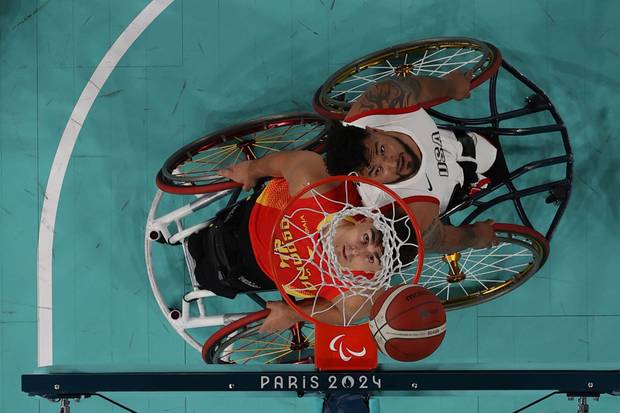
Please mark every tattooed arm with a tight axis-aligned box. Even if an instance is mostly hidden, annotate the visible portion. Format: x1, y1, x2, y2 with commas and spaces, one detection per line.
422, 217, 499, 253
408, 202, 499, 253
347, 70, 472, 118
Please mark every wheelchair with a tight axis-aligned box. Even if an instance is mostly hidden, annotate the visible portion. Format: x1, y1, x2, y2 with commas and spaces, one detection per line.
146, 37, 572, 364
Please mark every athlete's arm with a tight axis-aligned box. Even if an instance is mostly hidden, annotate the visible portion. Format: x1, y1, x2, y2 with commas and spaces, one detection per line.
259, 293, 377, 333
258, 301, 305, 333
346, 70, 472, 119
409, 201, 499, 253
218, 150, 328, 194
258, 299, 346, 333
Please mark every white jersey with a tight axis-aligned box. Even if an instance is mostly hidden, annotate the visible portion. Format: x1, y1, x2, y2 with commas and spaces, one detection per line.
345, 108, 494, 213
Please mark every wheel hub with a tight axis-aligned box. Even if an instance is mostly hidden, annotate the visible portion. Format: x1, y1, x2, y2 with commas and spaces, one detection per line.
443, 252, 466, 283
289, 323, 310, 351
236, 138, 256, 149
394, 64, 415, 77
290, 341, 310, 351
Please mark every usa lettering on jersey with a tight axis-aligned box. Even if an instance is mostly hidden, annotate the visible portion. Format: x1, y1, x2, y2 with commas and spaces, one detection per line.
431, 131, 449, 177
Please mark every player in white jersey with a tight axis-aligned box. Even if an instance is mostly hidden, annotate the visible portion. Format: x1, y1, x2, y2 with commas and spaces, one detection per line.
324, 71, 500, 253
344, 111, 497, 213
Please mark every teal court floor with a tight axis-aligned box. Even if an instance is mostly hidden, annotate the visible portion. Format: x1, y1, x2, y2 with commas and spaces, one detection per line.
1, 0, 620, 412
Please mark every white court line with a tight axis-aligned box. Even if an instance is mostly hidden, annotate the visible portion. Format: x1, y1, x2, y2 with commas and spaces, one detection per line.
37, 0, 175, 367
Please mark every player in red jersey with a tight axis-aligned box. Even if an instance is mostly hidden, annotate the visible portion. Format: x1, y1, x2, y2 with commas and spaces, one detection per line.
188, 150, 417, 332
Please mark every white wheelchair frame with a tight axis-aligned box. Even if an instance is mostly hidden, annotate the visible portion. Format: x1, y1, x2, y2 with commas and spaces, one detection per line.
144, 188, 258, 351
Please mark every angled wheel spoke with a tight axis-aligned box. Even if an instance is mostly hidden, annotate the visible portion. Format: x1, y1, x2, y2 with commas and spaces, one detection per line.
161, 115, 327, 190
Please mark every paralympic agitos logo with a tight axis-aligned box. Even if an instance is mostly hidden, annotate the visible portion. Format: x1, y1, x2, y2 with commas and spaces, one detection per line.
329, 334, 367, 361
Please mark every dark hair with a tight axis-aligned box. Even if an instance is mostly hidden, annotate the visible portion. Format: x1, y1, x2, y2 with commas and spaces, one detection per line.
392, 218, 418, 264
324, 122, 370, 176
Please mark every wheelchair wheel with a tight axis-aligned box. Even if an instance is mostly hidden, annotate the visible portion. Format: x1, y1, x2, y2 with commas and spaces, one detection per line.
203, 309, 315, 364
313, 37, 502, 120
158, 112, 331, 194
418, 223, 548, 310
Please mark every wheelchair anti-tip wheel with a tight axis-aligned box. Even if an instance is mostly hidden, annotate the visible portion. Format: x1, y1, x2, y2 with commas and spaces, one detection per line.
157, 112, 331, 194
418, 223, 549, 310
313, 37, 502, 120
202, 309, 315, 364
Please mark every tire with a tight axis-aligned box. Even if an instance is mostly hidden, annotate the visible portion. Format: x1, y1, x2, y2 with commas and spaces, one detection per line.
415, 223, 548, 310
313, 37, 502, 120
158, 112, 331, 194
202, 310, 315, 364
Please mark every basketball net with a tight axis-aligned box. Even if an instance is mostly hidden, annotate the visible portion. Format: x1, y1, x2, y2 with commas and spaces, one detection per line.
269, 175, 424, 370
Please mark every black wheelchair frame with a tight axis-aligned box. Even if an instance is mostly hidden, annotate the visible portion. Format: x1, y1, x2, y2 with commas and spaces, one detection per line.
430, 58, 573, 241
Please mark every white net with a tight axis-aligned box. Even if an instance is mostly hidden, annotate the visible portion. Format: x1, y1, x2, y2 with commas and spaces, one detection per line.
271, 179, 421, 326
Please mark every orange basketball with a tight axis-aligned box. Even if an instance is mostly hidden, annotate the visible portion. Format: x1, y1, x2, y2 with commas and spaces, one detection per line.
369, 285, 446, 362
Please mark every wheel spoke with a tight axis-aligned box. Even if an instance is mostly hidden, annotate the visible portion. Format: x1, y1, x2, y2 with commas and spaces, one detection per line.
422, 259, 446, 273
251, 142, 288, 153
391, 272, 409, 284
462, 243, 506, 274
463, 275, 519, 283
232, 347, 293, 364
254, 138, 307, 144
331, 70, 397, 98
464, 246, 530, 275
222, 344, 291, 353
461, 248, 473, 269
398, 232, 538, 309
413, 59, 483, 70
457, 281, 469, 296
345, 69, 397, 83
414, 49, 428, 75
422, 277, 449, 288
190, 144, 239, 165
162, 115, 326, 191
466, 260, 530, 278
188, 144, 239, 169
456, 252, 531, 258
413, 48, 479, 68
434, 283, 450, 298
411, 47, 444, 68
427, 258, 446, 281
224, 332, 285, 363
420, 273, 450, 281
429, 47, 461, 76
246, 145, 258, 160
329, 48, 484, 104
211, 321, 315, 365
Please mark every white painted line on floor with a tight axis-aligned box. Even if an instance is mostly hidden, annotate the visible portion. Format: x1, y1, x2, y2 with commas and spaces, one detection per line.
37, 0, 175, 367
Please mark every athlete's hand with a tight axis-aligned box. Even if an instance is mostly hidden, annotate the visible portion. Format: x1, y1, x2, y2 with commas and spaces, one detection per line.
470, 219, 500, 249
218, 161, 257, 191
259, 301, 302, 334
445, 69, 473, 100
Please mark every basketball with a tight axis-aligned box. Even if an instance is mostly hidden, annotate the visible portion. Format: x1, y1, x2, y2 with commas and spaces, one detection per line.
369, 285, 446, 362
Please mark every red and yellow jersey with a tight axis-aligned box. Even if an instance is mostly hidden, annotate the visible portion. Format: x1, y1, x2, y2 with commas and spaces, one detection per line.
248, 178, 360, 300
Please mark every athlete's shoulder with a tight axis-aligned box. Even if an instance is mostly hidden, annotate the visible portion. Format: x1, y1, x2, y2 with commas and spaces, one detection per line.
345, 106, 426, 125
384, 172, 438, 201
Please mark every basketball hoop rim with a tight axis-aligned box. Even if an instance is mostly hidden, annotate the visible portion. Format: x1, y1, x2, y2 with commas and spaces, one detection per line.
268, 175, 425, 325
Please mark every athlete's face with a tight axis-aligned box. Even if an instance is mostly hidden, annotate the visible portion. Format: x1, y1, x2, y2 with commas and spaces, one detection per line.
332, 218, 383, 273
360, 128, 419, 184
